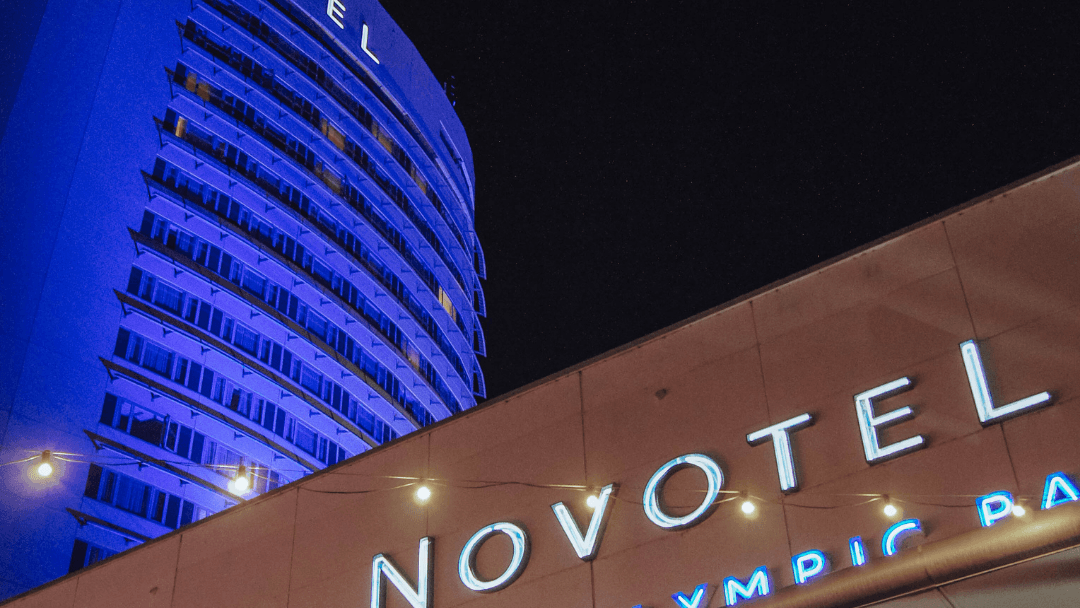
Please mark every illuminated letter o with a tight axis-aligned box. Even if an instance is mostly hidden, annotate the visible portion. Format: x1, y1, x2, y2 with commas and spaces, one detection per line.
458, 522, 530, 592
643, 453, 724, 529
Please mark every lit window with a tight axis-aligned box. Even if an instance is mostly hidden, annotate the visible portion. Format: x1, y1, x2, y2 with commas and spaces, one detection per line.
437, 288, 457, 321
320, 118, 346, 151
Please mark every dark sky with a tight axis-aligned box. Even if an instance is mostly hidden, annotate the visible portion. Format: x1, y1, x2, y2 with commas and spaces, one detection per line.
379, 1, 1080, 399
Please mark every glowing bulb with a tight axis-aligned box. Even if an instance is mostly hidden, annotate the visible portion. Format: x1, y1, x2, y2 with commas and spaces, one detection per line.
883, 503, 898, 518
741, 500, 756, 515
416, 485, 431, 502
1013, 504, 1027, 517
230, 465, 251, 495
36, 451, 53, 478
586, 495, 599, 509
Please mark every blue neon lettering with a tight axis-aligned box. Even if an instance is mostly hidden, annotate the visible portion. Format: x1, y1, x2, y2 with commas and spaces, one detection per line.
960, 340, 1051, 424
643, 454, 724, 529
371, 537, 432, 608
976, 491, 1015, 527
361, 23, 381, 64
1042, 472, 1080, 510
746, 413, 814, 493
458, 523, 530, 592
724, 566, 770, 606
326, 0, 345, 29
854, 378, 925, 463
672, 583, 708, 608
551, 483, 617, 560
792, 550, 828, 584
882, 519, 922, 556
849, 536, 866, 566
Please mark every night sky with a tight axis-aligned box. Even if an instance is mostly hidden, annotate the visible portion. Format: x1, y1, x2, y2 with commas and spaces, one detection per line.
380, 1, 1080, 399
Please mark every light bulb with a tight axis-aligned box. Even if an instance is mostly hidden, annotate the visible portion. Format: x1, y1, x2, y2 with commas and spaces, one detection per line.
741, 500, 756, 515
230, 465, 251, 495
586, 495, 599, 509
883, 503, 898, 518
416, 485, 431, 502
36, 451, 53, 478
1012, 504, 1027, 517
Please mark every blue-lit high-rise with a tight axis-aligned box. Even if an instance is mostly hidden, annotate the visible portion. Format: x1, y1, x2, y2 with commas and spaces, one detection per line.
0, 0, 484, 599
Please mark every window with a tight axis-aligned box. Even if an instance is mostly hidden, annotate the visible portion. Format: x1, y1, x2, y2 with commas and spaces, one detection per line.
176, 230, 196, 256
112, 474, 151, 517
292, 421, 318, 456
309, 258, 333, 286
298, 365, 320, 393
100, 394, 167, 447
305, 311, 328, 339
182, 297, 200, 323
141, 342, 173, 377
228, 385, 252, 417
437, 287, 457, 321
314, 161, 343, 194
203, 439, 242, 472
153, 282, 184, 315
151, 127, 473, 387
132, 210, 453, 431
69, 540, 116, 573
320, 118, 346, 151
233, 324, 259, 355
84, 464, 213, 529
241, 268, 267, 298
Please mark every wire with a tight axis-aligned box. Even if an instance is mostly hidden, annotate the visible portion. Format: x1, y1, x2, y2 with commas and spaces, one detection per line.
4, 448, 1049, 511
300, 481, 417, 495
0, 455, 40, 467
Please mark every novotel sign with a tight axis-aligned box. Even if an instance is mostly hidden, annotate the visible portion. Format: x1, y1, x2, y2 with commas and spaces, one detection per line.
365, 339, 1076, 607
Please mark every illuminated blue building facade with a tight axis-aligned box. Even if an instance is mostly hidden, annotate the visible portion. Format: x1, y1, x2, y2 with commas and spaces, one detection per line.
0, 0, 484, 599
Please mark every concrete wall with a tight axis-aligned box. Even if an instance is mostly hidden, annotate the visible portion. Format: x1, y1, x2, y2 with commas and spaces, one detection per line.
7, 159, 1080, 607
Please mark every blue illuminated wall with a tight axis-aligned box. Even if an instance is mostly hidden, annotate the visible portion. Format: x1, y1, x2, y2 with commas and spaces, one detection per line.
0, 0, 484, 599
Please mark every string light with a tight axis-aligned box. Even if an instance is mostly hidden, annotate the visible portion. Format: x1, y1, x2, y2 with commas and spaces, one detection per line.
228, 465, 251, 495
741, 497, 756, 515
36, 451, 53, 478
0, 448, 1045, 520
882, 497, 899, 518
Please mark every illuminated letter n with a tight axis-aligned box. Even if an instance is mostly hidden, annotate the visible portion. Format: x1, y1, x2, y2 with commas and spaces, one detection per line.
371, 537, 432, 608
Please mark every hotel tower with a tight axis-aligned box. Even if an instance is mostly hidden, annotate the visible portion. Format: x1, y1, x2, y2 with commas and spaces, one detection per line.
0, 0, 483, 599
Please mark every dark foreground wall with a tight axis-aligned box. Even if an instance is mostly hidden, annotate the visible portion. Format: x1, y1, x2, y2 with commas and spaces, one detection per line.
7, 159, 1080, 607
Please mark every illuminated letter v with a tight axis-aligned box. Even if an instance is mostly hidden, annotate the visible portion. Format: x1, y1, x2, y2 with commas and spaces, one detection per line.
550, 483, 617, 561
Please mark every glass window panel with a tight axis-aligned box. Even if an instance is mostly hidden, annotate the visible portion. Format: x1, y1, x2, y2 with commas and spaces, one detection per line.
233, 324, 259, 355
293, 422, 318, 455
